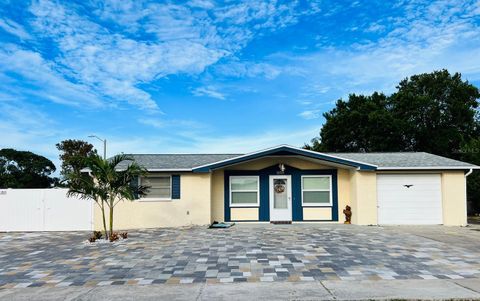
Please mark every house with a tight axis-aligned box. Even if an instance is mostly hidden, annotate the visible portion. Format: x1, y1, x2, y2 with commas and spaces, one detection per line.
97, 145, 479, 229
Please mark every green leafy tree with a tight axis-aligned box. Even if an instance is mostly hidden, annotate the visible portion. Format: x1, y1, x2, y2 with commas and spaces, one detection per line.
459, 139, 480, 213
0, 148, 57, 188
56, 139, 97, 178
66, 154, 147, 239
391, 70, 480, 156
309, 92, 403, 152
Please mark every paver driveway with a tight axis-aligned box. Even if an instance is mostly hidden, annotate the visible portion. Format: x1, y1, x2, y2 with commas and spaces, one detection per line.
1, 224, 480, 289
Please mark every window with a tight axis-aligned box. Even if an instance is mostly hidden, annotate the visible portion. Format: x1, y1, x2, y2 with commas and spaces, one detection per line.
301, 175, 332, 206
141, 175, 171, 200
230, 176, 259, 207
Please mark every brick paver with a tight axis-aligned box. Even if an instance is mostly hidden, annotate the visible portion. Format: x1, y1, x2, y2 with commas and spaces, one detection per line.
1, 224, 479, 289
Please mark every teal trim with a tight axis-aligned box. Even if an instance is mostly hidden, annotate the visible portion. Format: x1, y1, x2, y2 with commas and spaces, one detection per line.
224, 175, 230, 221
224, 165, 339, 222
193, 146, 376, 172
298, 220, 334, 222
259, 174, 270, 221
171, 175, 180, 199
130, 176, 139, 199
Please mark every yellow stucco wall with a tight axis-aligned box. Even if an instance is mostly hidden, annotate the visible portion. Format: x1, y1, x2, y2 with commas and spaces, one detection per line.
350, 171, 377, 225
211, 170, 224, 223
231, 208, 259, 220
94, 173, 211, 230
442, 171, 467, 226
337, 169, 351, 223
303, 207, 332, 220
224, 157, 335, 170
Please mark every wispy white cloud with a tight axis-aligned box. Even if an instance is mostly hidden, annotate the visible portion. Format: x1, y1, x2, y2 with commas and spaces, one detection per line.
0, 45, 103, 107
298, 110, 321, 120
138, 117, 207, 129
192, 86, 226, 100
189, 127, 319, 153
300, 84, 331, 98
105, 126, 319, 155
0, 18, 31, 40
20, 0, 326, 111
187, 0, 215, 9
214, 61, 282, 79
138, 118, 165, 129
365, 22, 386, 33
28, 0, 230, 111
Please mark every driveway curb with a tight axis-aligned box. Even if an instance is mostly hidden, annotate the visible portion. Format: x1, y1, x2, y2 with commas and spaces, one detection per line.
1, 279, 480, 300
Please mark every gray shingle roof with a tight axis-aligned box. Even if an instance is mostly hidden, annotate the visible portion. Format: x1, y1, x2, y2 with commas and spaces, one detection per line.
324, 152, 477, 169
118, 154, 241, 170
120, 150, 477, 171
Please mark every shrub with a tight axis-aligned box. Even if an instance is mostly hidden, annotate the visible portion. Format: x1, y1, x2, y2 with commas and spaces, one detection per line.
109, 232, 119, 242
93, 231, 103, 240
120, 232, 128, 239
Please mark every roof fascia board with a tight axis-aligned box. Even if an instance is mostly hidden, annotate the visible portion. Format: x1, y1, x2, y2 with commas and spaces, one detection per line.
145, 169, 192, 172
297, 147, 379, 168
377, 166, 480, 170
116, 168, 192, 172
192, 145, 377, 172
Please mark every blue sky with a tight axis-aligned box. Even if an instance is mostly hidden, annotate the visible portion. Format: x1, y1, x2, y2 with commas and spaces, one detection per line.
1, 0, 480, 169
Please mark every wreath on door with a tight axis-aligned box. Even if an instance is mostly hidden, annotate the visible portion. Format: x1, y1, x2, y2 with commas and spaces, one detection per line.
274, 184, 285, 193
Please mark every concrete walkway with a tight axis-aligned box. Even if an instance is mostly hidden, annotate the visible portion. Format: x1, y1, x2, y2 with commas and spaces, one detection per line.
1, 279, 480, 300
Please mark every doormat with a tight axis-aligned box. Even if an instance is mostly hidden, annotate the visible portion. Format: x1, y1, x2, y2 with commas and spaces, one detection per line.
270, 221, 292, 225
209, 221, 235, 229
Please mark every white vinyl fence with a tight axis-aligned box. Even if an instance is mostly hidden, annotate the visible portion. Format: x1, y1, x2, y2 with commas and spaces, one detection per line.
0, 188, 93, 232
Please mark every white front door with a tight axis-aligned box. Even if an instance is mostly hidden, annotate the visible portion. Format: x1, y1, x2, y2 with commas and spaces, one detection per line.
269, 175, 292, 221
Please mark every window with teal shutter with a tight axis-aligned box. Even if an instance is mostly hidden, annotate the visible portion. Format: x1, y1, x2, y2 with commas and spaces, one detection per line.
172, 175, 180, 199
130, 176, 139, 199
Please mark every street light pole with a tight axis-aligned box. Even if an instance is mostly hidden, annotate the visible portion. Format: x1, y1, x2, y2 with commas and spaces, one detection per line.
88, 135, 107, 160
103, 139, 106, 160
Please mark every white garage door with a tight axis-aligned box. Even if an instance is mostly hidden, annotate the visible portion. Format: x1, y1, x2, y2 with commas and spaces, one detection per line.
377, 174, 442, 225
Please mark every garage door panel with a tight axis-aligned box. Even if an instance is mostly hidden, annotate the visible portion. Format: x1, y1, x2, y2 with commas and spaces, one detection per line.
378, 192, 441, 202
377, 174, 442, 225
378, 194, 441, 204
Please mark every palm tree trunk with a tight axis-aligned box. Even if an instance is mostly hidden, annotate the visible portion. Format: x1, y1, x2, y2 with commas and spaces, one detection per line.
109, 205, 114, 239
101, 201, 108, 239
109, 196, 114, 239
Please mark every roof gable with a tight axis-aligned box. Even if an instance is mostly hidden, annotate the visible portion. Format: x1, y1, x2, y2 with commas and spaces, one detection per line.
191, 145, 377, 172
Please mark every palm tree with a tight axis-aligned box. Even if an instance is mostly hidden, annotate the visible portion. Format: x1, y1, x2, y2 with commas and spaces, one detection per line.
67, 168, 109, 238
66, 154, 147, 239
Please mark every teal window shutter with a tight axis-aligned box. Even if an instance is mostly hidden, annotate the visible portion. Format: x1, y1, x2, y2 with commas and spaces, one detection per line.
172, 175, 180, 199
130, 176, 139, 199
